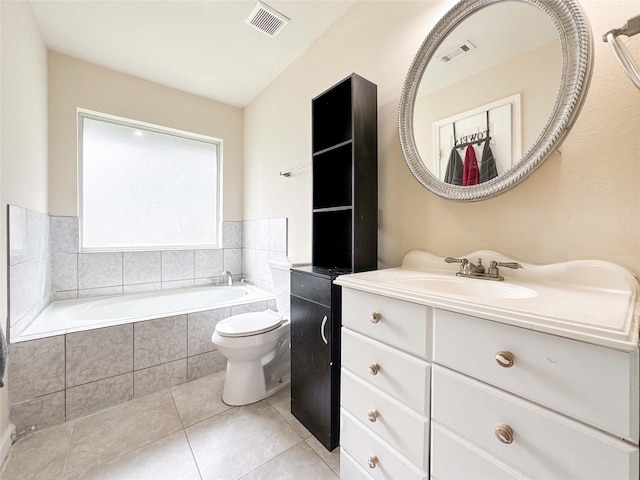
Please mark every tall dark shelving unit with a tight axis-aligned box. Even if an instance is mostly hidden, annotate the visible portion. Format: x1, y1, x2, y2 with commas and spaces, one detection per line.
290, 73, 377, 451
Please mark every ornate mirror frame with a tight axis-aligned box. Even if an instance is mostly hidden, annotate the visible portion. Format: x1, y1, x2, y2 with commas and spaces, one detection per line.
398, 0, 593, 202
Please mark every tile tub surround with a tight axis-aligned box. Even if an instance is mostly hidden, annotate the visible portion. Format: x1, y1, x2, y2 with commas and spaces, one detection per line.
50, 217, 244, 300
243, 217, 288, 290
7, 299, 270, 435
8, 206, 51, 334
0, 373, 340, 480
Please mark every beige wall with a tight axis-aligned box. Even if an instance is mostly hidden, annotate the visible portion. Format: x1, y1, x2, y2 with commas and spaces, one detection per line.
244, 0, 640, 276
0, 0, 49, 455
48, 52, 244, 221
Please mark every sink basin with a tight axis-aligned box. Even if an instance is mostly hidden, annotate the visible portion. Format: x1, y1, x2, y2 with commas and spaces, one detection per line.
399, 276, 537, 299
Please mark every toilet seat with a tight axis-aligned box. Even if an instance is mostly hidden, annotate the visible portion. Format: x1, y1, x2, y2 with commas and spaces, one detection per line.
216, 310, 283, 337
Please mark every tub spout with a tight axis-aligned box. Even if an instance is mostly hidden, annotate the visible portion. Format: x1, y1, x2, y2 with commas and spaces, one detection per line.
221, 271, 233, 286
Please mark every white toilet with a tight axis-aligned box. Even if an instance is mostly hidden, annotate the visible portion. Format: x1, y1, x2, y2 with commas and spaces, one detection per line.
212, 261, 292, 406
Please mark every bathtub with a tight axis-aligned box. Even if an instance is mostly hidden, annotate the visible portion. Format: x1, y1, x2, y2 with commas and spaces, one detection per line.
11, 284, 274, 343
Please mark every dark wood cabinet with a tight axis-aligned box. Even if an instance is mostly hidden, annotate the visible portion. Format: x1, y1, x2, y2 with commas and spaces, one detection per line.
290, 267, 345, 450
291, 73, 377, 451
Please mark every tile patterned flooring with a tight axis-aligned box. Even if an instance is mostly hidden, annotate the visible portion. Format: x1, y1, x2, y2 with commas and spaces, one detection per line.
0, 371, 340, 480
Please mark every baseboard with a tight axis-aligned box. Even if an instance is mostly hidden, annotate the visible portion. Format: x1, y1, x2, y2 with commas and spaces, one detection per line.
0, 422, 15, 468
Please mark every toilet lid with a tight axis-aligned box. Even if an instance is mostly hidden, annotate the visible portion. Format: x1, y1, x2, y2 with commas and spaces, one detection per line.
216, 310, 283, 337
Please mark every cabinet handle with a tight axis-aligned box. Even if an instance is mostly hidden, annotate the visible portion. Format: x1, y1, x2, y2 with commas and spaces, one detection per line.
366, 455, 378, 469
495, 424, 514, 444
370, 312, 382, 323
367, 409, 379, 422
320, 316, 328, 345
495, 351, 515, 368
368, 363, 380, 375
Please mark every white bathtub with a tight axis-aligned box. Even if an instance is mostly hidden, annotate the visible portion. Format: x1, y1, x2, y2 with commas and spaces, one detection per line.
12, 284, 274, 343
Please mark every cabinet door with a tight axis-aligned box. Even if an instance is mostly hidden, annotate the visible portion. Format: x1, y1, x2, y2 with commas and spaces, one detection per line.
290, 295, 333, 436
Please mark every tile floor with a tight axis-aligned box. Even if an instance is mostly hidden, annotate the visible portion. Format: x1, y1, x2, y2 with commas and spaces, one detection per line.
0, 371, 340, 480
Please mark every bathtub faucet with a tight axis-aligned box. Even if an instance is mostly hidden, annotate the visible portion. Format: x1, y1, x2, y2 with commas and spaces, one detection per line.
221, 271, 233, 286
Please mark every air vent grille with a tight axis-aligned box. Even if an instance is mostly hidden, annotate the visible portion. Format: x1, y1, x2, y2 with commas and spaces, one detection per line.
440, 41, 476, 63
246, 1, 290, 38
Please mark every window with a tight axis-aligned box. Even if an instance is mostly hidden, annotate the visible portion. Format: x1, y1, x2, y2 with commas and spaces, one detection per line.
79, 111, 221, 251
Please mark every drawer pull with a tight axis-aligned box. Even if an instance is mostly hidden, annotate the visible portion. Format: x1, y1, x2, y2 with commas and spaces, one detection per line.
367, 409, 379, 422
368, 363, 381, 375
366, 455, 379, 469
495, 351, 515, 368
495, 424, 514, 444
369, 312, 382, 323
320, 316, 328, 345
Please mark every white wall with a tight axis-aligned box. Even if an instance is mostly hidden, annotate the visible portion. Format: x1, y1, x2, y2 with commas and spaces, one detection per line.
244, 0, 640, 276
0, 0, 49, 461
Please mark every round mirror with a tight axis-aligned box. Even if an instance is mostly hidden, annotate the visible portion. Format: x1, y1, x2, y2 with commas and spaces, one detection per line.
399, 0, 593, 201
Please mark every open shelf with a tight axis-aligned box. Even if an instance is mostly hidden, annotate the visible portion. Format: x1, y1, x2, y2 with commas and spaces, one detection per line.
312, 209, 353, 270
312, 78, 353, 153
313, 143, 353, 210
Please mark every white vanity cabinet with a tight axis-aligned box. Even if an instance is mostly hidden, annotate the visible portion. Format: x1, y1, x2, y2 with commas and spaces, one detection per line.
340, 288, 431, 479
336, 250, 640, 480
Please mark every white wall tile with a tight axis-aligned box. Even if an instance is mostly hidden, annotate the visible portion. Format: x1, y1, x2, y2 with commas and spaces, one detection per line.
78, 286, 123, 298
49, 216, 79, 254
194, 249, 224, 279
222, 221, 243, 249
8, 206, 27, 266
78, 252, 123, 289
28, 209, 50, 258
123, 282, 162, 294
223, 249, 242, 275
269, 218, 287, 253
124, 251, 161, 285
51, 254, 77, 292
161, 250, 194, 282
243, 221, 256, 249
162, 279, 195, 290
255, 219, 270, 250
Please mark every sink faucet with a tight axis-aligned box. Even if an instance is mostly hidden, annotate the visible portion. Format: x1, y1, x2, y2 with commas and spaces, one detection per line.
445, 257, 485, 275
445, 257, 521, 281
221, 270, 233, 286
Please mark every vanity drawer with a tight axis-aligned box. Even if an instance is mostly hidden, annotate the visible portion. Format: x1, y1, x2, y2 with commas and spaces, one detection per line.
433, 309, 639, 442
342, 288, 431, 358
341, 410, 428, 480
342, 328, 430, 415
432, 366, 639, 480
431, 424, 517, 480
340, 450, 374, 480
341, 369, 429, 470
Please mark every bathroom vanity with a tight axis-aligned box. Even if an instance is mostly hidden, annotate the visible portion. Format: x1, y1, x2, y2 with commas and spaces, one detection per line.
335, 250, 640, 479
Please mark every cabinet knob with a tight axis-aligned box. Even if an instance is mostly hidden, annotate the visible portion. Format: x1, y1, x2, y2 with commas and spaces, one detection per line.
367, 409, 379, 422
495, 351, 515, 368
368, 363, 381, 375
366, 455, 379, 469
495, 424, 514, 444
370, 312, 382, 323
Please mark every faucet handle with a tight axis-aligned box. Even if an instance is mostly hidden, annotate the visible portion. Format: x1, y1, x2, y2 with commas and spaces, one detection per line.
494, 261, 522, 270
445, 257, 468, 264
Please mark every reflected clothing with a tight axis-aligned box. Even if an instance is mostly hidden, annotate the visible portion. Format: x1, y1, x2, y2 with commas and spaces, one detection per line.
479, 141, 498, 183
444, 148, 463, 185
463, 145, 479, 186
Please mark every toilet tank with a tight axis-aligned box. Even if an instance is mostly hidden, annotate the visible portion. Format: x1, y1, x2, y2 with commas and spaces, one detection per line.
269, 261, 292, 317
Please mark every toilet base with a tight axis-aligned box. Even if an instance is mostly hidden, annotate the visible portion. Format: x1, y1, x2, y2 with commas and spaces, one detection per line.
222, 361, 290, 406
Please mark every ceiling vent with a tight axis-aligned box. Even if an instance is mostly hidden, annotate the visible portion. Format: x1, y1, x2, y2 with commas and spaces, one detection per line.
439, 41, 476, 63
245, 1, 290, 38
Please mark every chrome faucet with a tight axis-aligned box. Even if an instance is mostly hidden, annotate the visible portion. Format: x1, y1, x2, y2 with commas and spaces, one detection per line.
445, 257, 521, 281
445, 257, 485, 275
221, 270, 233, 286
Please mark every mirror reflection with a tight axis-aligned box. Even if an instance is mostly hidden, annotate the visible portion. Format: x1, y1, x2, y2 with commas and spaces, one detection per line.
413, 1, 561, 185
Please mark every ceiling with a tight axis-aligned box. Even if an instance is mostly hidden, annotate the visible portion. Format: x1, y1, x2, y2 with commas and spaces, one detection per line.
30, 0, 357, 107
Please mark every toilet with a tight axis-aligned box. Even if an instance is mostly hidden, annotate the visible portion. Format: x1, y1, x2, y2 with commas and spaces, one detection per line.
212, 261, 292, 406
